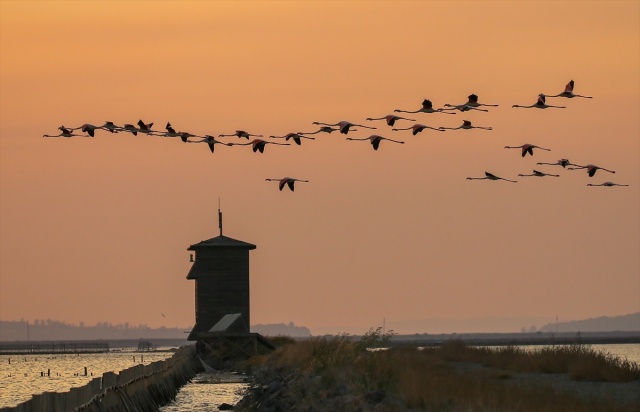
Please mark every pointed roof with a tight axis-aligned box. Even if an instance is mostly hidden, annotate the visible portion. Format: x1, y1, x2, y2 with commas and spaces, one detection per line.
188, 235, 256, 250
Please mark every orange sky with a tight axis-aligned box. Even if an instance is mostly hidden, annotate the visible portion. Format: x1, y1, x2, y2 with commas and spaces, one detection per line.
1, 1, 638, 335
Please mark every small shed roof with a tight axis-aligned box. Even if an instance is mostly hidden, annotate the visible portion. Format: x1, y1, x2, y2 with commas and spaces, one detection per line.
188, 235, 256, 250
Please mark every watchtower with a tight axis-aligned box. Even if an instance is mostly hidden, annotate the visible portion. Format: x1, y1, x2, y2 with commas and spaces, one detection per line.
186, 208, 274, 362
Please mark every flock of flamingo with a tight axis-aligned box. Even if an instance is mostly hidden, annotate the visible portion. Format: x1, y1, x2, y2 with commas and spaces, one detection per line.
43, 80, 628, 190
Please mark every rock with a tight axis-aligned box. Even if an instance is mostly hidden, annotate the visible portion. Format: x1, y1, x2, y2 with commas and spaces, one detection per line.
218, 403, 234, 410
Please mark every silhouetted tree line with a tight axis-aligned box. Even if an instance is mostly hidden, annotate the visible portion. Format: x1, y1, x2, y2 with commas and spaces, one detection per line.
0, 319, 189, 341
0, 319, 312, 341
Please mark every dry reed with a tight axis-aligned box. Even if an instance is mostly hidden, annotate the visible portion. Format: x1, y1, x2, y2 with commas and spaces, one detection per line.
245, 332, 639, 411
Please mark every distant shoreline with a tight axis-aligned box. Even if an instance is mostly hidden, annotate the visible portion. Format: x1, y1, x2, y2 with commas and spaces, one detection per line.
2, 332, 639, 355
389, 331, 640, 347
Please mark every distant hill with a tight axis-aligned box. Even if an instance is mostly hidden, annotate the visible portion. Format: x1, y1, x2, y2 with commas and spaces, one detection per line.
251, 322, 311, 337
0, 319, 312, 341
539, 312, 640, 333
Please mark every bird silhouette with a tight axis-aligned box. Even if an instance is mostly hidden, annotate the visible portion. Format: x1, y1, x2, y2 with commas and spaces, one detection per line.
536, 159, 575, 168
366, 114, 415, 127
441, 104, 488, 113
120, 124, 139, 136
189, 135, 231, 153
299, 126, 345, 135
466, 172, 517, 183
99, 121, 121, 133
219, 130, 263, 139
69, 124, 104, 137
392, 123, 444, 135
136, 120, 156, 134
265, 177, 309, 191
440, 120, 492, 131
158, 122, 181, 136
444, 94, 499, 110
545, 80, 592, 99
346, 135, 404, 150
518, 170, 560, 177
568, 164, 615, 177
154, 122, 190, 143
587, 182, 628, 187
43, 126, 85, 138
312, 121, 376, 135
504, 144, 551, 157
395, 99, 454, 114
512, 94, 566, 109
269, 133, 314, 145
228, 139, 289, 153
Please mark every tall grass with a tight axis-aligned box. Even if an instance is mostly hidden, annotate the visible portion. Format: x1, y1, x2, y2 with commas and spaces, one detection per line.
246, 333, 640, 412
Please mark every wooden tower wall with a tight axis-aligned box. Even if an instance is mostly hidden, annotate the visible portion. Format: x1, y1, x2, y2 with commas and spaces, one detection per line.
187, 244, 253, 338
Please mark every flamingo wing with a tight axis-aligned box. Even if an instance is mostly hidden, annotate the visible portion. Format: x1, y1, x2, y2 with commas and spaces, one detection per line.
565, 80, 574, 93
287, 180, 295, 191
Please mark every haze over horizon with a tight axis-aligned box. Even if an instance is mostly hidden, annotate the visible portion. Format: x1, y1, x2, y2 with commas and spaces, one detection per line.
1, 2, 638, 336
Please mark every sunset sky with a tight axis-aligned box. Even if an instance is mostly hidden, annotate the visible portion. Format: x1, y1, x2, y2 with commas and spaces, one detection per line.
1, 1, 638, 335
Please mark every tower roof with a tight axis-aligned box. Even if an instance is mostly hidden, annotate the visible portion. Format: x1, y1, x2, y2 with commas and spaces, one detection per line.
188, 235, 256, 250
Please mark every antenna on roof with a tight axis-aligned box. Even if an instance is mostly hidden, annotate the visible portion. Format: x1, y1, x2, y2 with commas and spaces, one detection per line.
218, 198, 223, 236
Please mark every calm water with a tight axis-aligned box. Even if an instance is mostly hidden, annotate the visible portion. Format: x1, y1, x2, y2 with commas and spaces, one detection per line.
0, 350, 174, 408
159, 372, 248, 411
1, 344, 638, 409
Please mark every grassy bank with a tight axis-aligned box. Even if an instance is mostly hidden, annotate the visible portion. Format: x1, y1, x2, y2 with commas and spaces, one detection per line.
241, 329, 640, 411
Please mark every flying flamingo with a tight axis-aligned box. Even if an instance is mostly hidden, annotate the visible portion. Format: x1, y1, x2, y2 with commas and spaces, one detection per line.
189, 135, 231, 153
587, 182, 628, 187
228, 139, 289, 153
219, 130, 263, 139
392, 123, 444, 135
466, 172, 517, 183
444, 94, 499, 109
136, 120, 156, 134
346, 134, 404, 150
312, 121, 375, 135
518, 170, 560, 177
157, 122, 182, 137
299, 126, 344, 135
512, 94, 566, 109
439, 120, 492, 131
157, 123, 201, 142
98, 121, 121, 133
394, 99, 454, 114
504, 144, 551, 157
43, 126, 85, 138
568, 164, 615, 177
265, 177, 309, 192
269, 133, 314, 145
69, 123, 104, 137
545, 80, 592, 99
441, 104, 488, 113
120, 124, 139, 136
536, 159, 575, 168
365, 114, 415, 127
